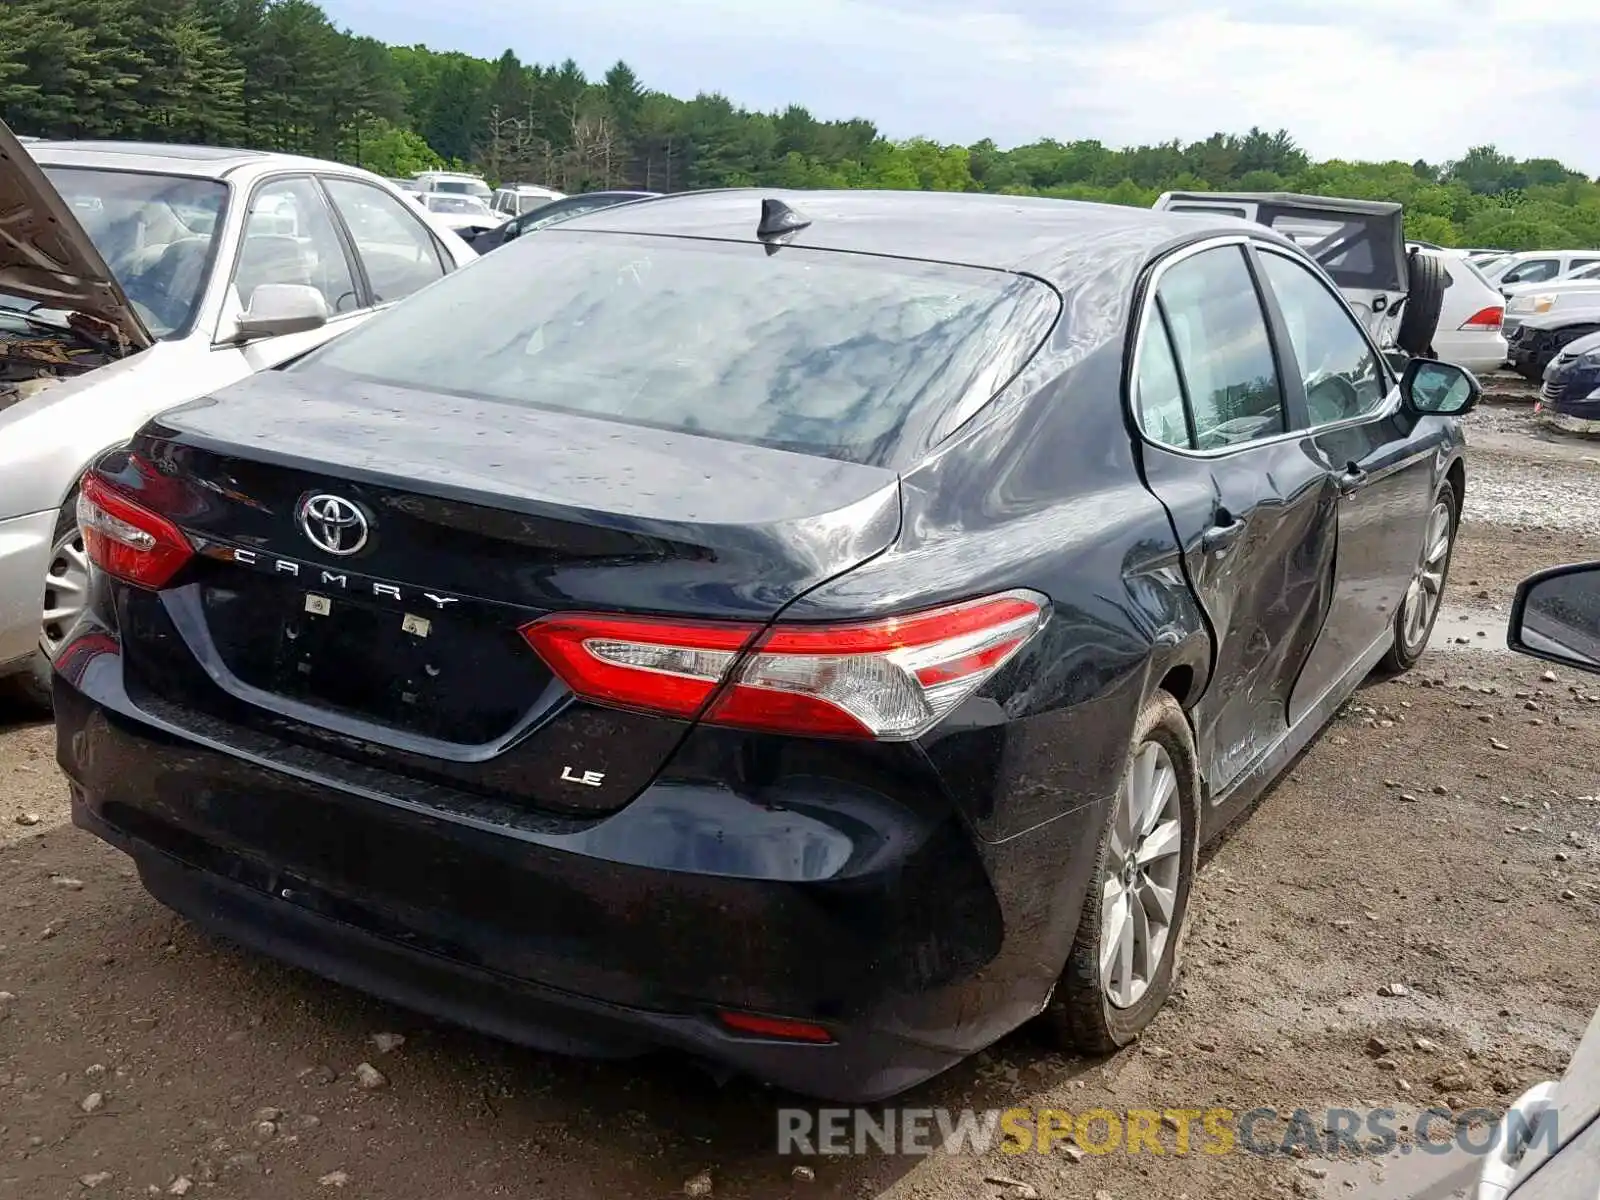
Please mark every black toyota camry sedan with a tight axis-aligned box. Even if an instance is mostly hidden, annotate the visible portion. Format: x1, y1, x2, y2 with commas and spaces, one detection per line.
53, 190, 1478, 1101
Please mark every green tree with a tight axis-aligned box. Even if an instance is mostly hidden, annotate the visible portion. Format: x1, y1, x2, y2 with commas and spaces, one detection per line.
1448, 145, 1524, 195
1404, 213, 1457, 245
602, 60, 644, 133
423, 54, 490, 162
357, 118, 439, 176
3, 0, 1599, 255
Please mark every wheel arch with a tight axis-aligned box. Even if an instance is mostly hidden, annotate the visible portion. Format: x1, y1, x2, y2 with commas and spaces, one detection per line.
1444, 454, 1466, 521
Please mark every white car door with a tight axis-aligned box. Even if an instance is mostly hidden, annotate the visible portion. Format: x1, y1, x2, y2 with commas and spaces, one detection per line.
212, 174, 384, 376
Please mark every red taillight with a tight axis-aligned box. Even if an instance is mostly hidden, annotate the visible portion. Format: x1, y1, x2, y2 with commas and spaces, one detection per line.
1460, 305, 1504, 331
77, 472, 194, 589
520, 614, 758, 720
520, 591, 1047, 740
716, 1010, 835, 1043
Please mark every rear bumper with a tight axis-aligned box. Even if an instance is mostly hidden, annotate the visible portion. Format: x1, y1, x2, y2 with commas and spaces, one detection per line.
0, 508, 54, 674
1430, 329, 1507, 375
74, 798, 962, 1097
55, 639, 1098, 1101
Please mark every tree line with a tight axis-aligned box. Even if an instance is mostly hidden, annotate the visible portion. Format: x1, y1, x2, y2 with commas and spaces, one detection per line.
3, 0, 1599, 250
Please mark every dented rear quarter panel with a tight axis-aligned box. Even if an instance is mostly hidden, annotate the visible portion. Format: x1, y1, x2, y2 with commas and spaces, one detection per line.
783, 327, 1209, 850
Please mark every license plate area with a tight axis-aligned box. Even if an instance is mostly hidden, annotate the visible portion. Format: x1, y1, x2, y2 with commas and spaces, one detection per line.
273, 590, 453, 732
197, 579, 543, 745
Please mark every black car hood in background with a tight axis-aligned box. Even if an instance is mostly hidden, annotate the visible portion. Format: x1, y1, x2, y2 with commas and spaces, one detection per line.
1549, 329, 1600, 364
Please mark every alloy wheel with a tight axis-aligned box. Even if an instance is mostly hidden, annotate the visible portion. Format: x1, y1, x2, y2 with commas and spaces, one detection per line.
40, 527, 90, 658
1101, 740, 1184, 1009
1400, 500, 1452, 654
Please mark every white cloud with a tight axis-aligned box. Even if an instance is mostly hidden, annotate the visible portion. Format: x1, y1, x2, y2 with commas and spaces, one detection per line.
323, 0, 1599, 172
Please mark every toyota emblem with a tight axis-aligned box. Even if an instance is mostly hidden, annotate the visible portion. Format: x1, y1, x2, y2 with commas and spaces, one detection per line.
298, 493, 370, 556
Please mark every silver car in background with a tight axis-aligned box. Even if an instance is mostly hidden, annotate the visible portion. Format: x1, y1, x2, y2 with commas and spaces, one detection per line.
0, 124, 477, 708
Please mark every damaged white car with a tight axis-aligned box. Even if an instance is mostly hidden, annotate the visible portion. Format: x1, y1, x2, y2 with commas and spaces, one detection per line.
0, 122, 476, 708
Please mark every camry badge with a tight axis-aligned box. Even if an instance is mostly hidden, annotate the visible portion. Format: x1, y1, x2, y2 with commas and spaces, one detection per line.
298, 493, 369, 557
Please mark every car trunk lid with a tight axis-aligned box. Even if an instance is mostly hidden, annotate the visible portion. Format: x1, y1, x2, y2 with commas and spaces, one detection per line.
115, 369, 901, 816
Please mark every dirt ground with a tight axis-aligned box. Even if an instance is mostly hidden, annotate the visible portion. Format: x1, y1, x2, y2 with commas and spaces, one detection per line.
3, 378, 1599, 1200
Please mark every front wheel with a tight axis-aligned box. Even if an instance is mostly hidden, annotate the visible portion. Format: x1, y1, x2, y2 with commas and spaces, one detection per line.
1040, 689, 1200, 1053
1380, 480, 1457, 675
4, 495, 86, 714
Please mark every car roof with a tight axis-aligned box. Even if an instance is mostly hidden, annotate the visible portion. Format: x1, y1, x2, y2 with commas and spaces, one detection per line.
1505, 248, 1600, 259
559, 188, 1270, 286
27, 139, 378, 181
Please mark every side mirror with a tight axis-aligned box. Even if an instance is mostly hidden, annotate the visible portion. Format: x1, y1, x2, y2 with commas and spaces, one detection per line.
1508, 562, 1600, 674
234, 284, 328, 341
1400, 357, 1480, 417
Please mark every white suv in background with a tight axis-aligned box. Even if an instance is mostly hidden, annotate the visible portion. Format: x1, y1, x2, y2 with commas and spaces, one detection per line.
1483, 249, 1600, 291
1413, 246, 1509, 374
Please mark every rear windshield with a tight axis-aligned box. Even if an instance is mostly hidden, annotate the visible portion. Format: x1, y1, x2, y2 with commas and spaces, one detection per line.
295, 232, 1061, 465
1454, 255, 1499, 289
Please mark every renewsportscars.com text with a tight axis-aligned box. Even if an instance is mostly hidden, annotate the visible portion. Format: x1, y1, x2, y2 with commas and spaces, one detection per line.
776, 1106, 1551, 1159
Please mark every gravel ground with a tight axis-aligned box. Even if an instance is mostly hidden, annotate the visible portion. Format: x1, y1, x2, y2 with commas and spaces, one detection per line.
2, 377, 1598, 1199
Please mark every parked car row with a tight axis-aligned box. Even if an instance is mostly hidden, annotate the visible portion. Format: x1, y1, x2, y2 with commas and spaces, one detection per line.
1477, 248, 1600, 290
382, 171, 655, 250
1384, 248, 1600, 395
1503, 268, 1600, 383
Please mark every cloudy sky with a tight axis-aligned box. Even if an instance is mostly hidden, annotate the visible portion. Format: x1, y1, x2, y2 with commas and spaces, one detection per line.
322, 0, 1597, 173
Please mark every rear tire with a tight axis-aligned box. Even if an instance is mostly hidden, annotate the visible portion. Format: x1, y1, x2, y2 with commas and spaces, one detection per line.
1379, 480, 1457, 675
1396, 250, 1447, 359
1040, 690, 1200, 1054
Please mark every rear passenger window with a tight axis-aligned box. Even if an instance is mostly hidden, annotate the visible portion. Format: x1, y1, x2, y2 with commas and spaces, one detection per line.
321, 178, 446, 304
1136, 313, 1191, 448
1156, 246, 1286, 451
